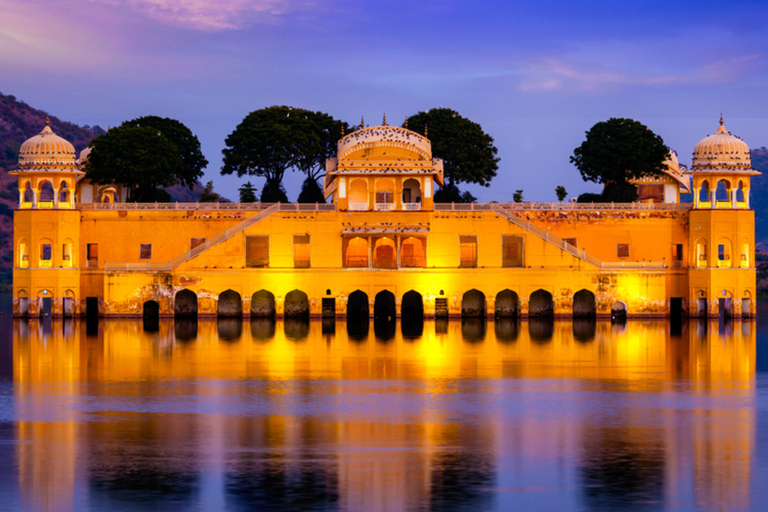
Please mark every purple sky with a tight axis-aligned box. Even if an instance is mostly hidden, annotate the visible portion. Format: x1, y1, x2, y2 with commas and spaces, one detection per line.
2, 0, 767, 202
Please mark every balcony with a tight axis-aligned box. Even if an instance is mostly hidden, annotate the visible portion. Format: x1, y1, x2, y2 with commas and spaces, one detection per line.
375, 203, 395, 211
403, 202, 421, 211
349, 203, 368, 211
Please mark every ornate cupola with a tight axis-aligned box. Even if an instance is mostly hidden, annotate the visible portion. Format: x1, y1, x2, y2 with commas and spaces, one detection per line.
686, 116, 760, 209
9, 120, 84, 209
323, 121, 444, 211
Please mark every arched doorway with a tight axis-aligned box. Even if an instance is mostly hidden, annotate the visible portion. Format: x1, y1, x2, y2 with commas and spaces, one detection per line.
529, 289, 554, 318
402, 178, 422, 208
175, 289, 198, 318
143, 300, 159, 332
374, 290, 396, 321
373, 238, 397, 268
462, 289, 486, 317
217, 290, 242, 317
401, 290, 423, 319
573, 289, 596, 318
347, 290, 369, 321
251, 290, 276, 317
285, 289, 309, 318
495, 289, 519, 318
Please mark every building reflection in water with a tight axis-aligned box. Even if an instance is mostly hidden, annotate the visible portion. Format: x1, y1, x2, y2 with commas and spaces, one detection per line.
10, 314, 756, 511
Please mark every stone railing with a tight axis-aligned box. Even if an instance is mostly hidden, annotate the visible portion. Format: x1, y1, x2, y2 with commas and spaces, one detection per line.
436, 202, 692, 212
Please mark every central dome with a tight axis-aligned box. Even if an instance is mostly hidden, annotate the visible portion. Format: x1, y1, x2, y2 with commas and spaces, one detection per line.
17, 122, 77, 170
691, 118, 751, 170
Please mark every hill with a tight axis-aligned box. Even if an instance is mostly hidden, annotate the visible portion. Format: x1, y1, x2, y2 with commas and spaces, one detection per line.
0, 92, 212, 285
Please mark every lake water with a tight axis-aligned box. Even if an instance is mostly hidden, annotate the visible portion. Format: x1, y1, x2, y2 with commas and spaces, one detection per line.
1, 293, 768, 511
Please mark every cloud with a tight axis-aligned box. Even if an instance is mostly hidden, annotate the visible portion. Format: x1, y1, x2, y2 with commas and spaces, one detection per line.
91, 0, 318, 30
517, 54, 763, 93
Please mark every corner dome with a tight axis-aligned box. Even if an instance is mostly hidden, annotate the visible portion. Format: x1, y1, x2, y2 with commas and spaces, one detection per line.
17, 122, 77, 171
691, 117, 751, 170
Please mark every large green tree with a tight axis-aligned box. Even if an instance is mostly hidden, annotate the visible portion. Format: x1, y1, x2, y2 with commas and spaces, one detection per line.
221, 106, 350, 203
83, 116, 207, 202
570, 118, 670, 202
404, 108, 499, 202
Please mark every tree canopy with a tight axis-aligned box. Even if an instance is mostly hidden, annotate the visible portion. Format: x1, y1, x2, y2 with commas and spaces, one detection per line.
238, 181, 257, 203
404, 108, 499, 196
570, 118, 670, 201
83, 116, 207, 202
221, 106, 349, 202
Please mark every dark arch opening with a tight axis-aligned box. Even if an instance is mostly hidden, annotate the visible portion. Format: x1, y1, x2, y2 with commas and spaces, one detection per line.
573, 289, 597, 318
699, 180, 710, 203
529, 318, 554, 343
374, 290, 396, 321
175, 289, 198, 318
347, 290, 369, 321
251, 318, 276, 341
217, 290, 242, 317
573, 319, 597, 343
715, 180, 730, 201
401, 290, 424, 320
174, 318, 198, 342
495, 318, 520, 343
285, 290, 309, 318
285, 317, 310, 341
39, 181, 54, 202
251, 290, 276, 318
142, 300, 159, 332
217, 318, 242, 341
461, 318, 486, 342
462, 289, 486, 318
495, 289, 519, 318
401, 290, 424, 339
529, 289, 554, 318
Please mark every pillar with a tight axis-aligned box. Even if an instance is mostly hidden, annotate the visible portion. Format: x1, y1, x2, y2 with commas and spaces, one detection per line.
53, 187, 59, 208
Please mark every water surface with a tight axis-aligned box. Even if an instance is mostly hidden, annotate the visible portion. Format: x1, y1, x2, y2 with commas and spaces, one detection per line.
1, 295, 767, 511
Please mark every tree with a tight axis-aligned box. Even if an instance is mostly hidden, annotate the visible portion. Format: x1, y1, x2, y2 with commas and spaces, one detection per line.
239, 181, 257, 202
404, 108, 499, 199
221, 106, 349, 202
297, 177, 326, 203
513, 190, 524, 203
122, 116, 208, 189
83, 117, 207, 202
84, 126, 184, 202
199, 181, 220, 202
570, 118, 670, 202
555, 185, 568, 202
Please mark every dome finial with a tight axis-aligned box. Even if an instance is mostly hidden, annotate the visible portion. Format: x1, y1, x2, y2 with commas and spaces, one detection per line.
720, 113, 724, 126
404, 116, 408, 129
382, 113, 387, 126
340, 122, 345, 137
361, 115, 364, 129
424, 123, 428, 138
45, 115, 50, 126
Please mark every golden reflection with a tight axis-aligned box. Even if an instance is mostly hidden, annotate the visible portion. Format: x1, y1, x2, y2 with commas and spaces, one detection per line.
11, 316, 756, 512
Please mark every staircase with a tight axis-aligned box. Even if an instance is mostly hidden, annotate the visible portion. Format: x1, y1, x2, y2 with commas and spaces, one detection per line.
105, 203, 280, 271
490, 204, 603, 268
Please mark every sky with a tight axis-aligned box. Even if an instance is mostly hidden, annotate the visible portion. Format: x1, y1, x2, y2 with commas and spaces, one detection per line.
2, 0, 768, 202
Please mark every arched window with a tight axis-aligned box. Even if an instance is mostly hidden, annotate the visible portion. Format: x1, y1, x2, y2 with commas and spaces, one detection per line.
62, 239, 74, 268
344, 237, 369, 267
699, 180, 710, 204
696, 238, 707, 268
400, 237, 426, 267
22, 181, 34, 205
18, 239, 29, 268
59, 181, 71, 206
375, 178, 395, 210
349, 179, 368, 210
736, 181, 745, 204
39, 181, 54, 207
717, 238, 732, 268
39, 238, 53, 268
715, 180, 730, 204
402, 178, 422, 209
373, 237, 397, 268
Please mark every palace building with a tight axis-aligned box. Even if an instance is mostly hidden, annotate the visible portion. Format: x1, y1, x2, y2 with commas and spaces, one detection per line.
10, 117, 759, 319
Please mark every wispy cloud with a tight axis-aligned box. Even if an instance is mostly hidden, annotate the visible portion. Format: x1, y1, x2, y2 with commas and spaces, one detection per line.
517, 54, 763, 92
91, 0, 318, 30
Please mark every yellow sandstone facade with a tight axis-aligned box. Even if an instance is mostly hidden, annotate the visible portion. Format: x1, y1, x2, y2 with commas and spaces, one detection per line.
11, 117, 759, 319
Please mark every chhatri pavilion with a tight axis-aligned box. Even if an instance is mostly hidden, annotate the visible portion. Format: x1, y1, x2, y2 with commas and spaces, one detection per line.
10, 117, 759, 319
